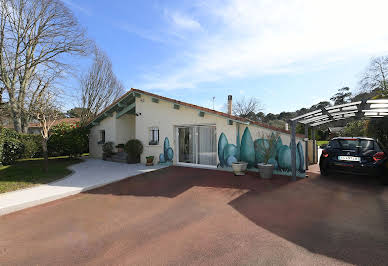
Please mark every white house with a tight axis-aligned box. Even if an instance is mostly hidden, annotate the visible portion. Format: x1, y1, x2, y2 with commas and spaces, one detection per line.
88, 88, 306, 175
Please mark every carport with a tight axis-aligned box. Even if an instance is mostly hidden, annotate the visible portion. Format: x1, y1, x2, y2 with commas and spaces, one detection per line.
288, 98, 388, 181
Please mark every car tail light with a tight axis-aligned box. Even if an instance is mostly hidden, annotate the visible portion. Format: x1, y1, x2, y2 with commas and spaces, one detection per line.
322, 150, 329, 158
373, 152, 386, 161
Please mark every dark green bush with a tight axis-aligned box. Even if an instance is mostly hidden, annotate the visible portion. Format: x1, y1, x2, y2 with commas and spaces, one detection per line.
102, 142, 114, 160
2, 138, 24, 165
0, 128, 25, 165
367, 117, 388, 148
124, 139, 143, 163
20, 134, 42, 158
0, 123, 88, 165
48, 122, 89, 158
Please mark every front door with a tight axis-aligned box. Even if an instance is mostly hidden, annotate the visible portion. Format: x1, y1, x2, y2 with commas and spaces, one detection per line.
177, 125, 217, 166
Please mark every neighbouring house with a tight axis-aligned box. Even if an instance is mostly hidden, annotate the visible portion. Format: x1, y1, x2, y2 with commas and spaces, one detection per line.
88, 88, 307, 176
2, 117, 80, 134
26, 118, 80, 134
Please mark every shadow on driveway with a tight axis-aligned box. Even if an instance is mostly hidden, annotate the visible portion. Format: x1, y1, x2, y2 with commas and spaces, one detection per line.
86, 165, 388, 265
85, 166, 292, 198
2, 165, 387, 265
229, 169, 388, 266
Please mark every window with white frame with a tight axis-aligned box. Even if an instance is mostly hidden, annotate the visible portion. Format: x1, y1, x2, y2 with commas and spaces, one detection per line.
149, 127, 159, 145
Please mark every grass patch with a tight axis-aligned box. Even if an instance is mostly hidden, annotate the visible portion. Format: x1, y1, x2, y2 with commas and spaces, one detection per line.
0, 157, 82, 194
317, 140, 329, 147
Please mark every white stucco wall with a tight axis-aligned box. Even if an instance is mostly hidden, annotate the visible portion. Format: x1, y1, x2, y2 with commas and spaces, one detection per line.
89, 112, 136, 158
89, 93, 305, 164
135, 94, 238, 164
135, 94, 305, 164
116, 114, 136, 144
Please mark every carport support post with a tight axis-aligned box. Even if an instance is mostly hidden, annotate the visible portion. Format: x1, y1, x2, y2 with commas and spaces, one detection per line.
290, 120, 297, 181
312, 127, 316, 163
305, 125, 309, 170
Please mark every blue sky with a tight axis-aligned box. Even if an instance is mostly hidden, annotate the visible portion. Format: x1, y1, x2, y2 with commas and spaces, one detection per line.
63, 0, 388, 114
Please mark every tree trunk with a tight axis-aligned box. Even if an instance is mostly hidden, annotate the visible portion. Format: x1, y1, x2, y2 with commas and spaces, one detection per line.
42, 138, 48, 173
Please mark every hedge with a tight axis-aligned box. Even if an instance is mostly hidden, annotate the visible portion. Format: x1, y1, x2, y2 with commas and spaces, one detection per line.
0, 123, 89, 165
20, 134, 43, 158
48, 122, 89, 158
0, 128, 31, 165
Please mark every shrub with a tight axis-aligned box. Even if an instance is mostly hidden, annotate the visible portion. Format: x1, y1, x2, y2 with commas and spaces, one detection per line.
124, 139, 143, 163
48, 122, 89, 158
102, 142, 114, 159
20, 134, 42, 158
0, 128, 25, 165
367, 117, 388, 148
2, 138, 24, 165
341, 120, 368, 137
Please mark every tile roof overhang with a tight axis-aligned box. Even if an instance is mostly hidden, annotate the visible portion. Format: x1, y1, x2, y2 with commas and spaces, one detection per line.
88, 88, 305, 138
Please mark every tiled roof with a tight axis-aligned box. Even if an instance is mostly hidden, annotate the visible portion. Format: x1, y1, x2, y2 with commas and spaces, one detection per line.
91, 88, 305, 138
28, 118, 80, 128
131, 89, 304, 137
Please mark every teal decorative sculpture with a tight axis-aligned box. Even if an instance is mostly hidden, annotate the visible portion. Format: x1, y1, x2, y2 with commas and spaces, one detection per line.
159, 137, 173, 163
240, 127, 255, 168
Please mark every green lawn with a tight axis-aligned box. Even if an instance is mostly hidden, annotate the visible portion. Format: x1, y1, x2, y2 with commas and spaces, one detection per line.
317, 140, 329, 147
0, 157, 82, 194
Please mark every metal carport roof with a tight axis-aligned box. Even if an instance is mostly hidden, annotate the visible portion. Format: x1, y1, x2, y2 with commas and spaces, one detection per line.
288, 98, 388, 181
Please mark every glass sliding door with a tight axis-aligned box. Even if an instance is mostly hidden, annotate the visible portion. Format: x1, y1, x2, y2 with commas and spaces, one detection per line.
197, 126, 217, 166
178, 127, 196, 164
177, 125, 217, 166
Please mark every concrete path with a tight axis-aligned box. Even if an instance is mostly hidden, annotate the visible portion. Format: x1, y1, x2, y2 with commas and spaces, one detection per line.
0, 158, 166, 216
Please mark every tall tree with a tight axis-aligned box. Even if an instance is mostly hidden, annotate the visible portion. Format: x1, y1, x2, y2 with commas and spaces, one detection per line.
31, 88, 61, 172
232, 96, 263, 121
360, 56, 388, 97
79, 48, 124, 124
330, 87, 352, 105
66, 107, 87, 118
0, 0, 89, 132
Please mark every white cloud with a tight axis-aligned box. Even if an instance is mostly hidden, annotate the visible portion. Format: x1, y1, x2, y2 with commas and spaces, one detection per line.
141, 0, 388, 90
169, 12, 201, 30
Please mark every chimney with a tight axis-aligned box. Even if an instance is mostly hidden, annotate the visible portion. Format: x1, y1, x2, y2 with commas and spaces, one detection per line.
227, 95, 232, 115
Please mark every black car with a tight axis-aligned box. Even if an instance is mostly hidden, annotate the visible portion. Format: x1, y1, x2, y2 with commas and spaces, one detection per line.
319, 137, 388, 184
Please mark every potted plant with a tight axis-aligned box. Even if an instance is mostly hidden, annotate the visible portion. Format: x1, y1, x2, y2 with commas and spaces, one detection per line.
231, 161, 248, 176
257, 133, 278, 179
116, 143, 125, 153
124, 139, 144, 164
146, 155, 154, 166
102, 142, 114, 160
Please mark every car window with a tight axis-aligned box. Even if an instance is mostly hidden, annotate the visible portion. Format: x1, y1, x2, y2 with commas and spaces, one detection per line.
358, 140, 374, 151
328, 139, 375, 151
328, 140, 340, 149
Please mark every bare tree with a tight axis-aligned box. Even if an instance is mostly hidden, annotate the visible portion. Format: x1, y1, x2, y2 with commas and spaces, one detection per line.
360, 56, 388, 97
31, 88, 61, 172
0, 0, 89, 132
79, 47, 124, 124
232, 96, 263, 121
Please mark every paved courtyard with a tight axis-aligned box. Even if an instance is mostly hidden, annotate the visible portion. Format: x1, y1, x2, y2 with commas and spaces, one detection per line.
1, 165, 387, 265
0, 158, 165, 215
